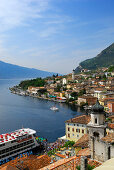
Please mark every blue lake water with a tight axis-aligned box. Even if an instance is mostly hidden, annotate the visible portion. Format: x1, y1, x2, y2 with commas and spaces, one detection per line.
0, 79, 85, 142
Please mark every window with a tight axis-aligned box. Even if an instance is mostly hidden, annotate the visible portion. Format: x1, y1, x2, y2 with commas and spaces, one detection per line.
68, 127, 70, 131
95, 118, 97, 124
72, 128, 74, 132
74, 124, 75, 126
76, 129, 80, 133
68, 134, 70, 138
77, 135, 79, 138
82, 129, 84, 133
0, 144, 5, 147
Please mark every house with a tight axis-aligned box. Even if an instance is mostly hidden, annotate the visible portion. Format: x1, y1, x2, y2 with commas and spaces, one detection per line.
0, 155, 51, 170
78, 95, 97, 106
65, 115, 90, 142
108, 115, 114, 123
27, 86, 45, 94
99, 98, 114, 106
106, 123, 114, 134
73, 134, 89, 154
107, 101, 114, 113
62, 78, 67, 85
76, 148, 90, 157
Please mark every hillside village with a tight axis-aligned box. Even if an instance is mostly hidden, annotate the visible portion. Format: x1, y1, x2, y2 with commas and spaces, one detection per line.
11, 66, 114, 114
6, 66, 114, 169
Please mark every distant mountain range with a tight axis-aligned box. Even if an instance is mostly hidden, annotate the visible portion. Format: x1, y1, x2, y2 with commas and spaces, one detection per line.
0, 60, 57, 79
75, 43, 114, 72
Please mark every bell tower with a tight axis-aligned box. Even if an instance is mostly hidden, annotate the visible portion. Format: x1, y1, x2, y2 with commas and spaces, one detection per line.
72, 69, 75, 80
87, 100, 106, 159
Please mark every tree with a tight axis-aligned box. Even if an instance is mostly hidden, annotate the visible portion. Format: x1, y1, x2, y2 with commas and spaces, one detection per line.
78, 88, 86, 96
19, 78, 45, 90
54, 85, 61, 92
71, 92, 78, 98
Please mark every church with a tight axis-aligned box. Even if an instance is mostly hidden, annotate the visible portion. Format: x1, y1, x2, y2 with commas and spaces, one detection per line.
87, 100, 114, 162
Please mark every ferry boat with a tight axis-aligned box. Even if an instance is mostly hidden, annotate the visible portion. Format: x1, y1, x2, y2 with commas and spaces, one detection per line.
0, 128, 39, 163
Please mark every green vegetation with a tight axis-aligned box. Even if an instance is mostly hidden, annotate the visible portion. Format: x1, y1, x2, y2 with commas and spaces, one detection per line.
47, 141, 75, 157
75, 43, 114, 71
71, 92, 78, 98
108, 65, 114, 72
76, 164, 95, 170
54, 85, 61, 92
64, 141, 75, 147
19, 78, 46, 90
78, 88, 86, 96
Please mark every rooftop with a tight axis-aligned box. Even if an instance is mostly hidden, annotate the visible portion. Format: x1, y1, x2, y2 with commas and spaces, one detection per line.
0, 128, 36, 144
107, 123, 114, 129
0, 155, 51, 170
77, 148, 90, 157
65, 115, 91, 124
101, 133, 114, 143
73, 134, 89, 148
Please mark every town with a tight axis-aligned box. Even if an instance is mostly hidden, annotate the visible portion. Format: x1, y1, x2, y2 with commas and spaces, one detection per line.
3, 65, 113, 169
10, 65, 114, 112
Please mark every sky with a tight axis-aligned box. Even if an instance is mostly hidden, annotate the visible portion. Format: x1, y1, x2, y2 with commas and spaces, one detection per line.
0, 0, 114, 74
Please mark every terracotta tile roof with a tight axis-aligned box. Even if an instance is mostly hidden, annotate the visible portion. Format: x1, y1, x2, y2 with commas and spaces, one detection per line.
77, 148, 90, 157
41, 156, 101, 170
41, 156, 80, 170
55, 153, 66, 158
101, 133, 114, 143
107, 123, 114, 129
108, 115, 114, 119
65, 115, 91, 124
73, 134, 89, 148
78, 95, 97, 99
0, 155, 51, 170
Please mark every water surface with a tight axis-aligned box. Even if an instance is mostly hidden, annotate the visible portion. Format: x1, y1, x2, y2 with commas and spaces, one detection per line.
0, 79, 85, 142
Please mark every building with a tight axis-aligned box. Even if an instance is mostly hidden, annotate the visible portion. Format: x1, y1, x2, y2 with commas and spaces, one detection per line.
65, 115, 90, 142
106, 123, 114, 134
73, 134, 89, 154
0, 155, 51, 170
62, 78, 67, 85
87, 100, 114, 162
72, 69, 75, 80
78, 95, 97, 106
107, 101, 114, 113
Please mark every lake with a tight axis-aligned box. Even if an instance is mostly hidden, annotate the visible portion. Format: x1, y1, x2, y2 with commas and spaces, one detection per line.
0, 79, 85, 142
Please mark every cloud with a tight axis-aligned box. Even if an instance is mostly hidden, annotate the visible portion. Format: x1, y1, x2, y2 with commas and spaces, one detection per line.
0, 0, 50, 32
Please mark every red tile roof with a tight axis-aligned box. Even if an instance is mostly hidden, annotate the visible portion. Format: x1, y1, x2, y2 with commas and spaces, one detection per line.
107, 123, 114, 129
73, 134, 89, 148
0, 155, 51, 170
65, 115, 91, 124
77, 148, 90, 157
101, 133, 114, 143
55, 153, 66, 158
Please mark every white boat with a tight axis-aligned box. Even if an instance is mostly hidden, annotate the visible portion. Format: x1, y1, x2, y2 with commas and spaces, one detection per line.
0, 128, 39, 164
50, 106, 59, 111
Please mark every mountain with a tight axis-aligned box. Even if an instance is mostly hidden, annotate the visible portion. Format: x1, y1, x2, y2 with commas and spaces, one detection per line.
75, 43, 114, 72
0, 60, 57, 79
